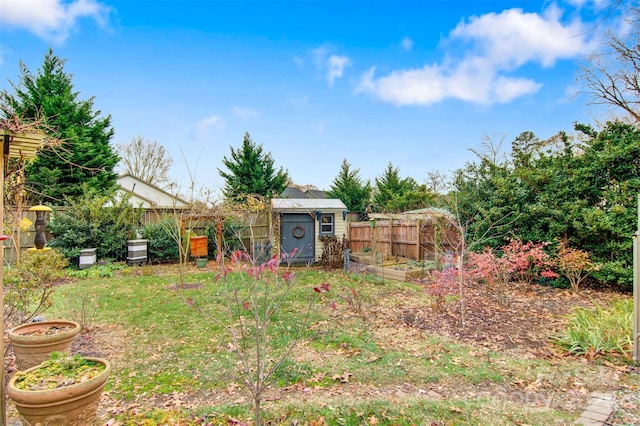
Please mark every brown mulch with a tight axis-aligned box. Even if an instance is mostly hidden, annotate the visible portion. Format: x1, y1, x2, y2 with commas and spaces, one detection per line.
397, 281, 614, 356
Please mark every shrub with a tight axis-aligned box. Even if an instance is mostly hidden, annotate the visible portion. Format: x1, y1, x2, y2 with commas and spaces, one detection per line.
467, 239, 558, 305
467, 247, 509, 288
499, 239, 557, 285
556, 241, 598, 293
4, 248, 68, 326
319, 235, 348, 269
141, 219, 180, 264
467, 239, 558, 287
427, 268, 460, 312
554, 298, 632, 358
591, 261, 632, 289
48, 186, 141, 265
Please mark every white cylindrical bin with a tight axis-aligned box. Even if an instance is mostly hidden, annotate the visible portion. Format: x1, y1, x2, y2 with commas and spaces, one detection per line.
79, 248, 97, 269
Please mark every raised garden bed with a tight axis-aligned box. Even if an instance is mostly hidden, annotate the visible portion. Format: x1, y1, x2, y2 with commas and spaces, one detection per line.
349, 252, 405, 266
366, 265, 426, 281
350, 252, 436, 281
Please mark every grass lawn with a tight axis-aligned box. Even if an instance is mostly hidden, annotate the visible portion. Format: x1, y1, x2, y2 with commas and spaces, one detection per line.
8, 262, 638, 425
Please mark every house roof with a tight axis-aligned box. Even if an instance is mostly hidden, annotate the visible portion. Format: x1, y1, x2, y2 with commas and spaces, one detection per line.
281, 186, 327, 199
116, 174, 189, 209
271, 198, 347, 211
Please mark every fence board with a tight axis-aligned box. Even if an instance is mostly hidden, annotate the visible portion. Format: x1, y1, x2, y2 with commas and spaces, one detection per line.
348, 218, 459, 263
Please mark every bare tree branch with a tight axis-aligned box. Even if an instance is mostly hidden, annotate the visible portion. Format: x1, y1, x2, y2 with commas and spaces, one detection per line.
116, 136, 173, 187
581, 6, 640, 123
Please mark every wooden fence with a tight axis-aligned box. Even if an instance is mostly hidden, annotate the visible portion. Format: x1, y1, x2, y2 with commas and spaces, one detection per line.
2, 206, 272, 264
348, 219, 459, 263
185, 210, 270, 255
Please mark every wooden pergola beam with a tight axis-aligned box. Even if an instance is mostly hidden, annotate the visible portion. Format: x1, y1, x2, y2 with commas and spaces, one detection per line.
0, 129, 48, 424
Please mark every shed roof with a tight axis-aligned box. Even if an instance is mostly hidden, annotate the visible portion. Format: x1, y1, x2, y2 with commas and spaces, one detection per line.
281, 186, 327, 199
272, 198, 347, 211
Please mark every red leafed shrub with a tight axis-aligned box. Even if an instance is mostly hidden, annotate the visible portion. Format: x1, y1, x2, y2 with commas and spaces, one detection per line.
427, 267, 468, 312
501, 239, 557, 285
467, 239, 558, 289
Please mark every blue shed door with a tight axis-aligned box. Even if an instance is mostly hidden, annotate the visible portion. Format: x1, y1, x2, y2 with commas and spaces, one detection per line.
280, 214, 315, 264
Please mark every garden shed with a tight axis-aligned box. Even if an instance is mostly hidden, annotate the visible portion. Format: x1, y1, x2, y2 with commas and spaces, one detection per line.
271, 198, 348, 264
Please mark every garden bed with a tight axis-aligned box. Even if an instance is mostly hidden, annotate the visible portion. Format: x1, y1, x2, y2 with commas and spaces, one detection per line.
349, 251, 399, 265
366, 264, 427, 281
350, 252, 436, 281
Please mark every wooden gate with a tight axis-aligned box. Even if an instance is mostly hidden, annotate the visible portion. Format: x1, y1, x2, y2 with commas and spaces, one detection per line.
280, 214, 315, 263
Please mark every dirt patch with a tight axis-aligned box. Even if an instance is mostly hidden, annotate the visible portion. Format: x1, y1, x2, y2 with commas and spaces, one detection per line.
71, 323, 129, 361
397, 282, 614, 356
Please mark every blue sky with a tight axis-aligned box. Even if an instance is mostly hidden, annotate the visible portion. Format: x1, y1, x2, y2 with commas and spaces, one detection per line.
0, 0, 629, 198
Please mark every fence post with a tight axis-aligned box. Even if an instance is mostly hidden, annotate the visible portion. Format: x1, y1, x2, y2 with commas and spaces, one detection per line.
344, 248, 350, 272
634, 195, 640, 362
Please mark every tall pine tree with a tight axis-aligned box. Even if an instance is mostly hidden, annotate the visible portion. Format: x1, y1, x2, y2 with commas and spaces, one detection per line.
373, 162, 432, 213
326, 159, 371, 213
1, 49, 119, 204
218, 132, 289, 203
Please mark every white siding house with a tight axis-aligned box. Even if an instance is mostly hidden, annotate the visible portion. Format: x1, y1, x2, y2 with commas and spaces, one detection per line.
116, 174, 188, 209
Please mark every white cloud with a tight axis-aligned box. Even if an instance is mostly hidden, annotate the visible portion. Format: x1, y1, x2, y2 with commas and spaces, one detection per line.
195, 114, 222, 137
564, 0, 611, 9
401, 37, 414, 51
311, 46, 329, 66
232, 107, 259, 119
450, 7, 593, 68
0, 0, 110, 44
327, 55, 351, 86
310, 46, 351, 86
357, 7, 595, 106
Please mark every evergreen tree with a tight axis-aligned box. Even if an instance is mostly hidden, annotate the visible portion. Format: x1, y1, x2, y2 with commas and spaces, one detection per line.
218, 132, 289, 202
533, 123, 640, 288
326, 159, 371, 213
452, 123, 640, 288
0, 49, 119, 204
373, 162, 432, 213
451, 137, 525, 250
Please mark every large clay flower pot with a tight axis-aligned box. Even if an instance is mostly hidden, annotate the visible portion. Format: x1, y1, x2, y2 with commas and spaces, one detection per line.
8, 357, 111, 425
8, 320, 82, 370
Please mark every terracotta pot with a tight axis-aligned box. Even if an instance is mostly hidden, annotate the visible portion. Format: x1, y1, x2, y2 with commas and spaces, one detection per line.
8, 357, 111, 425
9, 320, 82, 370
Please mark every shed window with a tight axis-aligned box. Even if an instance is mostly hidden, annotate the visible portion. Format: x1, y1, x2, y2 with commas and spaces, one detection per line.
319, 213, 334, 235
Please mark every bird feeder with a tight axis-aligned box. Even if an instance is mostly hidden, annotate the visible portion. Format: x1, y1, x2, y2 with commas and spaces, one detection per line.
28, 205, 52, 250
